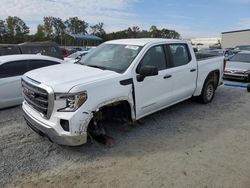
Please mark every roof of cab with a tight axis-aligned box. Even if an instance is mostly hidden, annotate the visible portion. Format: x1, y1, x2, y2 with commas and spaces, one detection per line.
105, 38, 186, 46
0, 54, 64, 65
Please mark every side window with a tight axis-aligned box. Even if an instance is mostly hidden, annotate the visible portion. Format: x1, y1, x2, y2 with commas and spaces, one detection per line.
137, 45, 167, 72
168, 44, 191, 67
0, 60, 28, 78
28, 60, 60, 71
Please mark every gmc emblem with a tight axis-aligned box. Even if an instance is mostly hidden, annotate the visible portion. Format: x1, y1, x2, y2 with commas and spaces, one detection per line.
23, 87, 35, 99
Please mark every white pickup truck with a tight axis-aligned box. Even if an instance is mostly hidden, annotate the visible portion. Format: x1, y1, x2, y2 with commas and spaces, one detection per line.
22, 39, 224, 146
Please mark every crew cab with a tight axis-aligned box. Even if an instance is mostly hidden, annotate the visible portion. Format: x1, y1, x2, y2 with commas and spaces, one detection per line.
22, 39, 224, 146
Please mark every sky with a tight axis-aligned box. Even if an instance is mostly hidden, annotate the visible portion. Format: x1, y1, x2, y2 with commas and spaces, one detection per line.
0, 0, 250, 38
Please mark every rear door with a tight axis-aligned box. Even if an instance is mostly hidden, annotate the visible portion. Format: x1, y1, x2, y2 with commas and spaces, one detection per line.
0, 60, 28, 108
165, 43, 197, 102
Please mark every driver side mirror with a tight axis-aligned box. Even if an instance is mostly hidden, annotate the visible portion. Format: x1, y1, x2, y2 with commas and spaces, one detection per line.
137, 65, 158, 82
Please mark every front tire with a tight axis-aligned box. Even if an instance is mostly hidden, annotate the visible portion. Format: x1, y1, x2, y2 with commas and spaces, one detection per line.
199, 79, 215, 104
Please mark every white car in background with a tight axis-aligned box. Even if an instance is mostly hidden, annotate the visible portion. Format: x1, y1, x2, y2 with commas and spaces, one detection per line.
224, 51, 250, 82
0, 54, 64, 109
64, 51, 89, 63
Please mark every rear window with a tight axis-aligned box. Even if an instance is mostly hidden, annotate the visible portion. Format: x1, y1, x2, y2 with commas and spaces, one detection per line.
168, 44, 191, 67
28, 60, 60, 70
0, 60, 28, 78
229, 53, 250, 63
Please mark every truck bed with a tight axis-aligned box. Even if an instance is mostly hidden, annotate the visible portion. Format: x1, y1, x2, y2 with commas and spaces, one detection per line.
195, 53, 218, 61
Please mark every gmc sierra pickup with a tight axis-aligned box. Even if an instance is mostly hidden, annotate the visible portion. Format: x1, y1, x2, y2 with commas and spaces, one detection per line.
22, 38, 224, 146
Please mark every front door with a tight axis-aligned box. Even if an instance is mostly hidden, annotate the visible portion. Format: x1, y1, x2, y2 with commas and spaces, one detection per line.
133, 45, 175, 119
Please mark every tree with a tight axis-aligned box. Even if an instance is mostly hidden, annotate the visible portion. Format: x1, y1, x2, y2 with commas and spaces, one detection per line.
4, 16, 29, 43
160, 29, 180, 39
52, 17, 66, 44
150, 25, 160, 38
0, 20, 6, 42
43, 16, 54, 39
34, 24, 46, 41
126, 26, 140, 38
90, 22, 105, 37
65, 17, 88, 34
43, 16, 66, 44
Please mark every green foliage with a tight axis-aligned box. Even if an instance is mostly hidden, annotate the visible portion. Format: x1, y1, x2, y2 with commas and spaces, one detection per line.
34, 25, 46, 41
65, 17, 88, 34
0, 16, 29, 43
0, 16, 181, 44
90, 22, 105, 38
104, 25, 180, 41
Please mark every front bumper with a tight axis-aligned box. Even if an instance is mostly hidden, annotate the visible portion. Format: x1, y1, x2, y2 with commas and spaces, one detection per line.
223, 73, 249, 81
23, 107, 87, 146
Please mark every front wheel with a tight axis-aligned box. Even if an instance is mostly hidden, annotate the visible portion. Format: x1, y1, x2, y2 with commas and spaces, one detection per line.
199, 80, 215, 104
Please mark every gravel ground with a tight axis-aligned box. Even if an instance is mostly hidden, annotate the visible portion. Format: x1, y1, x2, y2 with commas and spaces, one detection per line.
0, 85, 250, 188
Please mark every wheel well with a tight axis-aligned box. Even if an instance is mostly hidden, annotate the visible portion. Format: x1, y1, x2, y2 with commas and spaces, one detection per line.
206, 70, 220, 89
86, 100, 133, 145
96, 100, 132, 122
87, 100, 132, 131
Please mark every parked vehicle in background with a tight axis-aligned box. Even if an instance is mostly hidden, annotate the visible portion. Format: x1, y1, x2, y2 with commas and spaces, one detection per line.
0, 42, 64, 59
60, 48, 77, 58
0, 44, 21, 55
198, 48, 234, 58
193, 47, 198, 53
64, 51, 89, 63
210, 49, 234, 58
22, 38, 224, 146
224, 51, 250, 82
0, 55, 64, 109
234, 45, 250, 51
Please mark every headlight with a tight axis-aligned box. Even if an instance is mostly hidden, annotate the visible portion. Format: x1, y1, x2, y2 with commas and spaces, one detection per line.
56, 91, 87, 112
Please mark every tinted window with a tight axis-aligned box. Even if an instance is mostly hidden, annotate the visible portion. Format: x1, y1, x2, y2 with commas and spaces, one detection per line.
0, 46, 21, 56
137, 45, 167, 72
229, 53, 250, 63
168, 44, 191, 67
28, 60, 60, 70
20, 46, 63, 59
0, 60, 28, 78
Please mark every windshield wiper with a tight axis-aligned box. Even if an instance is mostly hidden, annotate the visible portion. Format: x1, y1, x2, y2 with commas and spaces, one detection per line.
86, 65, 106, 70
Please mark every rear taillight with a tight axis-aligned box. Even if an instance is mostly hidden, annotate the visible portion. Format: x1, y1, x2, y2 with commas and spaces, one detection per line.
223, 58, 227, 71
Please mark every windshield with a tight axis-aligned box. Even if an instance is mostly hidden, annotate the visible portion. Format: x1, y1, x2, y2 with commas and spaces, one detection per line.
79, 44, 142, 73
229, 53, 250, 63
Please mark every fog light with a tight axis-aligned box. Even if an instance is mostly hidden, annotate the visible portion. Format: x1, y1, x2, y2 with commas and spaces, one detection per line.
60, 119, 69, 132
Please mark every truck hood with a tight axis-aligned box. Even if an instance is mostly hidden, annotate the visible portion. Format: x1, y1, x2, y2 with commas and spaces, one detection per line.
25, 63, 121, 92
226, 61, 250, 71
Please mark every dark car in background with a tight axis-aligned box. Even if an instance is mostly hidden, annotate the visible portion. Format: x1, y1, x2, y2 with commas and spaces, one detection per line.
0, 44, 21, 56
0, 41, 63, 59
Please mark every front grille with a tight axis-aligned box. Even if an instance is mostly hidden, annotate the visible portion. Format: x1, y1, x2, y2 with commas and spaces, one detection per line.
22, 79, 49, 117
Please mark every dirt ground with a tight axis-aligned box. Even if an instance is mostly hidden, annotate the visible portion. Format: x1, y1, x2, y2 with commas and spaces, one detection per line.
1, 85, 250, 188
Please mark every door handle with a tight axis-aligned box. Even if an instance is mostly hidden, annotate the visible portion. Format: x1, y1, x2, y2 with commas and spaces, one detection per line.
190, 69, 196, 72
163, 74, 172, 79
